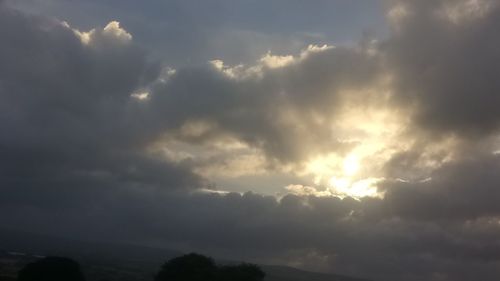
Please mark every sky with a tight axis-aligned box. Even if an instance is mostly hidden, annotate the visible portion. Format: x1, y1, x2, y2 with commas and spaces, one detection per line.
1, 0, 500, 280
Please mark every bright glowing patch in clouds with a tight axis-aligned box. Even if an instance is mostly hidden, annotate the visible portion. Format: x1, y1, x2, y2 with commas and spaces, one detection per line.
60, 21, 95, 45
103, 21, 132, 42
171, 48, 414, 199
210, 44, 334, 79
342, 155, 359, 176
284, 184, 333, 197
296, 89, 409, 198
260, 52, 294, 68
131, 91, 150, 100
329, 177, 382, 198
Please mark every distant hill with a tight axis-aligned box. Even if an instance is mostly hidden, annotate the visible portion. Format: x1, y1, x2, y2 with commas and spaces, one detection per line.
0, 228, 181, 263
0, 228, 180, 281
0, 228, 373, 281
262, 265, 372, 281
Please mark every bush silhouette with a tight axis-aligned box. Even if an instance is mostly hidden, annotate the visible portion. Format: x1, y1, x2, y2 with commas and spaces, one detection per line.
17, 256, 85, 281
155, 253, 265, 281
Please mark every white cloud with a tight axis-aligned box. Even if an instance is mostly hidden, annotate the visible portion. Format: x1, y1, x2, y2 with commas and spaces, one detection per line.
102, 21, 132, 43
62, 20, 132, 46
285, 184, 333, 197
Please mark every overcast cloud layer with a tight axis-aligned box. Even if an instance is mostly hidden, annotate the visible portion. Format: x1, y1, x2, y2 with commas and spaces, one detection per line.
2, 1, 500, 280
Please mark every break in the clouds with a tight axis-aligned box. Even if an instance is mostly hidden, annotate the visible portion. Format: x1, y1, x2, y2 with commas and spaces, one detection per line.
2, 1, 500, 280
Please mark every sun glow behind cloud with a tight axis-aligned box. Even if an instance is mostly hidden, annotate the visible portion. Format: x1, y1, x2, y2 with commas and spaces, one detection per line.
141, 42, 459, 200
296, 87, 409, 199
144, 60, 459, 201
148, 53, 416, 199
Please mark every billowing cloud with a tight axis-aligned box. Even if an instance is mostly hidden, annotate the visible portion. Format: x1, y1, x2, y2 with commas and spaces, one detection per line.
0, 4, 201, 211
146, 42, 381, 164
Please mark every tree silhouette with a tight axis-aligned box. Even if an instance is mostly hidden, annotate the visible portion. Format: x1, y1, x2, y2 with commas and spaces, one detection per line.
155, 253, 217, 281
155, 253, 265, 281
17, 256, 85, 281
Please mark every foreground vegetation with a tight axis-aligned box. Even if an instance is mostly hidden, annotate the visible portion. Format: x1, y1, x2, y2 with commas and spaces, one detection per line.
16, 253, 265, 281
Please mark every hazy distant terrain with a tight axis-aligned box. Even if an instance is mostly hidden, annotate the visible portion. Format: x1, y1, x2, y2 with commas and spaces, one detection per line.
262, 265, 371, 281
0, 229, 372, 281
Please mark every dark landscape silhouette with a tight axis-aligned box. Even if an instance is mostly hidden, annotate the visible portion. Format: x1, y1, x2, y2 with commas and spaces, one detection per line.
155, 253, 265, 281
0, 229, 372, 281
15, 253, 264, 281
17, 257, 86, 281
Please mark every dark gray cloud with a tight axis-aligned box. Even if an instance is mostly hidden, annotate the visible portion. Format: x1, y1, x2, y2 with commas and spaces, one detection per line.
4, 185, 500, 281
384, 0, 500, 137
2, 1, 500, 281
0, 4, 201, 209
380, 152, 500, 221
